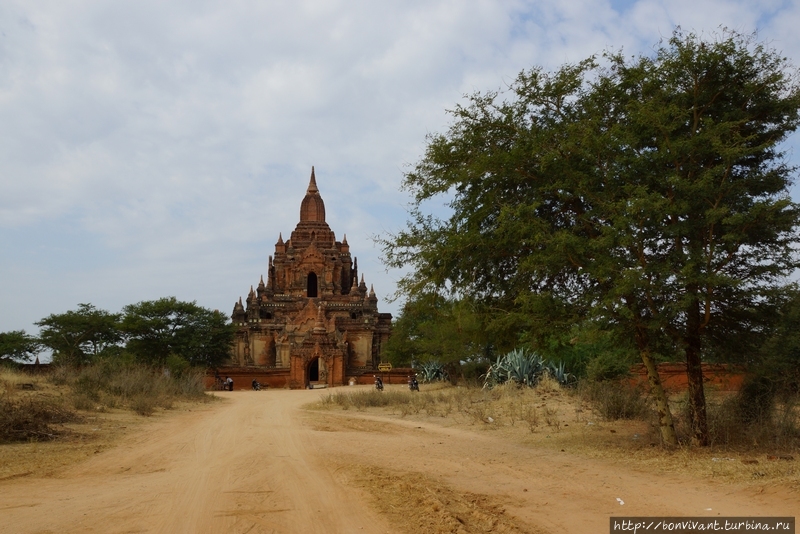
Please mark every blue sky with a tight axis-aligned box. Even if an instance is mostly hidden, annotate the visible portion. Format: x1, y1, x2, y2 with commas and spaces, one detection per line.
2, 0, 800, 344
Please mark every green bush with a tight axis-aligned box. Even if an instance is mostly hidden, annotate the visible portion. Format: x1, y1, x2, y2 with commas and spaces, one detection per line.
735, 374, 776, 424
585, 352, 632, 382
166, 354, 191, 378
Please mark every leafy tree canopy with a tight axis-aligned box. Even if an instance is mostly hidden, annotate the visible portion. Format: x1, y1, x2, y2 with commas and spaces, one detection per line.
121, 297, 234, 367
382, 28, 800, 446
0, 330, 41, 363
384, 293, 488, 369
36, 304, 122, 366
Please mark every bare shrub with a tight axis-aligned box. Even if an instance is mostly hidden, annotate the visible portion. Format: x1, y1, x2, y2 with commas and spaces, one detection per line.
522, 406, 540, 432
0, 394, 81, 442
170, 370, 208, 398
72, 394, 96, 411
543, 404, 561, 430
130, 395, 157, 416
579, 380, 649, 421
47, 365, 73, 386
704, 393, 799, 450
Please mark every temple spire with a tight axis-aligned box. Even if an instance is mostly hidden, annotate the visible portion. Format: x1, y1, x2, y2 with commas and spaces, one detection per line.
300, 166, 325, 222
307, 166, 318, 194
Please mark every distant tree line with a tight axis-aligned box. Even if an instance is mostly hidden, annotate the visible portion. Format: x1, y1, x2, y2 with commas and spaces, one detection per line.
0, 297, 234, 369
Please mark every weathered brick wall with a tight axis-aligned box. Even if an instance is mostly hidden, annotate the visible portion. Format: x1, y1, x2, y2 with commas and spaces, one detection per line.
629, 363, 744, 391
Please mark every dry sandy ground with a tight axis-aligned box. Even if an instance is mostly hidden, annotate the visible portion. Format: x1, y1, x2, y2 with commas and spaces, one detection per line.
1, 386, 797, 534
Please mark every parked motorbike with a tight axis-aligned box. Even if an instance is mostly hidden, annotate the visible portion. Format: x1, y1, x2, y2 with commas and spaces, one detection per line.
408, 375, 419, 392
252, 380, 262, 391
374, 375, 384, 391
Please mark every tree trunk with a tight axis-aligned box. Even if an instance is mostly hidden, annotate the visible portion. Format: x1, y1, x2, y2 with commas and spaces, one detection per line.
640, 348, 678, 447
685, 298, 709, 446
684, 294, 709, 447
685, 348, 708, 446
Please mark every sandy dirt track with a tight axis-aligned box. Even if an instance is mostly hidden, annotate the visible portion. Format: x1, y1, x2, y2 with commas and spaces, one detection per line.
1, 387, 797, 533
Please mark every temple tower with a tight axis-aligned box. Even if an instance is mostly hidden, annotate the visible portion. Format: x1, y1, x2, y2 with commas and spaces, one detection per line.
230, 168, 392, 388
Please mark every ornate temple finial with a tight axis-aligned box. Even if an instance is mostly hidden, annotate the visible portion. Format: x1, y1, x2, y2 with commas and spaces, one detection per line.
277, 233, 284, 245
359, 274, 367, 294
369, 284, 375, 296
342, 234, 348, 244
307, 166, 318, 194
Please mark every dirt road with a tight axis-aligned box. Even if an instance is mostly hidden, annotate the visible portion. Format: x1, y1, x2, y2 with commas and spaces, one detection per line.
1, 387, 797, 533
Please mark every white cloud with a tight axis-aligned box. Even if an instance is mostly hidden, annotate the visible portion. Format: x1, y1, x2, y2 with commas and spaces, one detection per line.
1, 0, 799, 334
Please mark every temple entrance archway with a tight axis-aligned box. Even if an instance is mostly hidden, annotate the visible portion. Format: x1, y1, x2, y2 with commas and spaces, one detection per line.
308, 357, 319, 382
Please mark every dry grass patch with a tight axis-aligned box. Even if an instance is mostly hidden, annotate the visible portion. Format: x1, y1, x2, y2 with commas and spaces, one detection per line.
317, 380, 800, 489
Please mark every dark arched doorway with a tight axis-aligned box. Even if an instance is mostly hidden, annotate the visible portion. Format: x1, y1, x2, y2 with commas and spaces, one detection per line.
307, 272, 318, 297
308, 358, 319, 382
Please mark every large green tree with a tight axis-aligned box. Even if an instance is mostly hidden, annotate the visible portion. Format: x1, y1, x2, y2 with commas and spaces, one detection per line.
121, 297, 234, 367
0, 330, 41, 363
382, 29, 800, 446
385, 293, 488, 370
36, 304, 123, 365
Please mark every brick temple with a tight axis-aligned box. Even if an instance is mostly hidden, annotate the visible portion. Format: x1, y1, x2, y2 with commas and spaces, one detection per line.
226, 168, 392, 388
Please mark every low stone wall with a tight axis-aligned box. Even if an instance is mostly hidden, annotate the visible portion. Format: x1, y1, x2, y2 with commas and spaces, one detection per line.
206, 367, 417, 389
629, 363, 745, 391
206, 367, 292, 390
347, 368, 416, 386
17, 363, 51, 373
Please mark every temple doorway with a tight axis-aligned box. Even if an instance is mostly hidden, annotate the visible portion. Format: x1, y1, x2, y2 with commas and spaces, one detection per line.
308, 358, 319, 382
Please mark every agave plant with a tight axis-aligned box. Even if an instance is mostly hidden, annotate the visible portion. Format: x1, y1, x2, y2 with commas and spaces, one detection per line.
504, 348, 546, 386
482, 348, 571, 389
547, 360, 576, 387
416, 360, 450, 383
